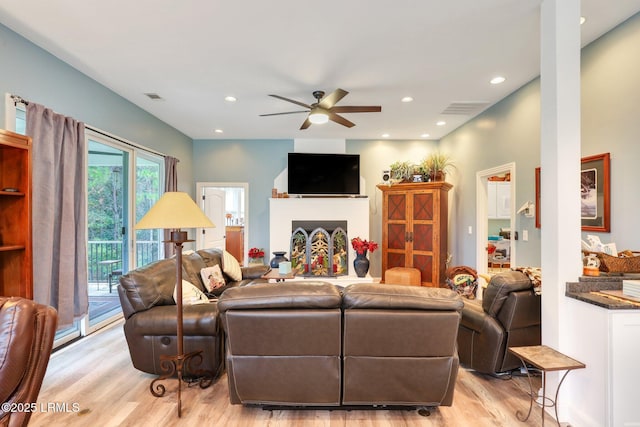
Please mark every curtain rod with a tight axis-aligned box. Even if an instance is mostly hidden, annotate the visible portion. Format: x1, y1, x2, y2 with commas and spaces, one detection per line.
85, 126, 169, 159
10, 94, 170, 159
10, 94, 28, 106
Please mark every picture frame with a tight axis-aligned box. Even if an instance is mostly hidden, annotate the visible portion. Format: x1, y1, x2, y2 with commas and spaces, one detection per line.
581, 153, 610, 232
534, 152, 610, 232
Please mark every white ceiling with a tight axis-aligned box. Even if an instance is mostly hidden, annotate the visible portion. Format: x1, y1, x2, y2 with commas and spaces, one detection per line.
1, 1, 640, 140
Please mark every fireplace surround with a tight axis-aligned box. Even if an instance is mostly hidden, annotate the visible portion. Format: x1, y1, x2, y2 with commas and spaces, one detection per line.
269, 197, 369, 277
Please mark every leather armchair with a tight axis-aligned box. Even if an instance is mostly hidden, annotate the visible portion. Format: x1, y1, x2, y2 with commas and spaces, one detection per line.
0, 297, 57, 427
456, 270, 541, 375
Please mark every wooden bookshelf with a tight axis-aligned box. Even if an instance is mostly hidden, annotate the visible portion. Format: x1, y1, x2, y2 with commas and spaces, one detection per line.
0, 128, 32, 298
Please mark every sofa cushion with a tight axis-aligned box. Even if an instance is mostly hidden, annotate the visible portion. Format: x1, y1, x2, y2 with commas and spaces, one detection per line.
218, 281, 342, 313
119, 258, 178, 313
482, 271, 532, 317
126, 303, 219, 335
342, 283, 463, 312
182, 251, 208, 292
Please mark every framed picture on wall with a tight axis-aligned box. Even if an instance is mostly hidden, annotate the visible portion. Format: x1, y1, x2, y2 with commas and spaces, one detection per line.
581, 153, 610, 232
534, 152, 610, 232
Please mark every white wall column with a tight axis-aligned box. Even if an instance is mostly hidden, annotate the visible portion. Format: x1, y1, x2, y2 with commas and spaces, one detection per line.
539, 0, 582, 422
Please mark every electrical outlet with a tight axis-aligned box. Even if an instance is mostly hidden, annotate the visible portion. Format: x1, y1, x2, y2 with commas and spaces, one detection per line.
468, 226, 473, 235
523, 229, 529, 241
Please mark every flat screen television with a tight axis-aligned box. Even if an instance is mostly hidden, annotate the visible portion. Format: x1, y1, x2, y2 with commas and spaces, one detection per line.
288, 153, 360, 195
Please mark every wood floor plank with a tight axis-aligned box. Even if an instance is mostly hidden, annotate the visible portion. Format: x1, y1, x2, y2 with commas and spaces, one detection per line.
28, 320, 556, 426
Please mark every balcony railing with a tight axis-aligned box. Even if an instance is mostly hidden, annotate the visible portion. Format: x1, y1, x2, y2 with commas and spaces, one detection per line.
88, 240, 160, 282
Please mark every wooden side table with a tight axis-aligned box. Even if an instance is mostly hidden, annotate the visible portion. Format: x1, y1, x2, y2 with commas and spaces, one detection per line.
261, 267, 298, 282
509, 345, 585, 427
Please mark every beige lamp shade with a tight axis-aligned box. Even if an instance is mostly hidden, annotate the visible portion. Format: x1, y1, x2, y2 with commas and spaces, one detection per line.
136, 191, 215, 230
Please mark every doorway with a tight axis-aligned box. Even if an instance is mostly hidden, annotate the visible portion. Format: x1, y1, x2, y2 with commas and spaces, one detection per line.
196, 182, 249, 265
476, 163, 516, 282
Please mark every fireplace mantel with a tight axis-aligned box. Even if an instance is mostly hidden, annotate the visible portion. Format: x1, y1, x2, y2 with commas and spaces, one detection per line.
269, 197, 370, 277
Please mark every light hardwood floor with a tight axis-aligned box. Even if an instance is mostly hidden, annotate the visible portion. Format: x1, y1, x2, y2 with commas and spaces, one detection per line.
29, 320, 555, 426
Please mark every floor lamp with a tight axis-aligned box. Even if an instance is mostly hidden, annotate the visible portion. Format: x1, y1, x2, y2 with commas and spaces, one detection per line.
135, 191, 215, 417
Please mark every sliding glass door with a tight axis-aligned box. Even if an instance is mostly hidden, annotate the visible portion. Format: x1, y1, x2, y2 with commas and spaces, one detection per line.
85, 132, 164, 331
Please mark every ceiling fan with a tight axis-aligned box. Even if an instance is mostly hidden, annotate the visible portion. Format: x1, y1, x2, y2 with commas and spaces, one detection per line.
260, 88, 382, 130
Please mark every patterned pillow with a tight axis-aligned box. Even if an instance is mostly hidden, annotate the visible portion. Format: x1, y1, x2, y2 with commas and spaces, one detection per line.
200, 265, 226, 293
222, 250, 243, 281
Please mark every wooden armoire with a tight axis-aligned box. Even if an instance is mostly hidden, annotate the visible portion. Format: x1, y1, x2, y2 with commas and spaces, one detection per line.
0, 129, 32, 298
377, 182, 452, 287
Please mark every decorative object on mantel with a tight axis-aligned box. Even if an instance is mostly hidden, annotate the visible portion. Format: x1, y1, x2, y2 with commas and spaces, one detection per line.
248, 247, 265, 265
270, 251, 289, 268
351, 237, 378, 278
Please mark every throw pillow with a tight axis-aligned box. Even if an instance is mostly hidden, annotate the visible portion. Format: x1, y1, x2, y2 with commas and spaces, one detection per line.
200, 265, 226, 293
173, 280, 209, 305
222, 250, 243, 281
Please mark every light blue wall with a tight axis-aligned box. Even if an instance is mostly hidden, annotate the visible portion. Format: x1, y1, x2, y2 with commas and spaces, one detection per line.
0, 23, 194, 192
440, 11, 640, 269
193, 138, 439, 276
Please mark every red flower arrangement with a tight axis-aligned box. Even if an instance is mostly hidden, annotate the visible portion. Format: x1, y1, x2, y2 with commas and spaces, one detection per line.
351, 237, 379, 255
248, 247, 265, 259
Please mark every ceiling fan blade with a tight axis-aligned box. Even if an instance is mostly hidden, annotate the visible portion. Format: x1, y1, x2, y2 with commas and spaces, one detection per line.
328, 112, 355, 128
300, 117, 312, 130
269, 94, 312, 109
259, 110, 309, 117
318, 88, 349, 109
331, 106, 382, 113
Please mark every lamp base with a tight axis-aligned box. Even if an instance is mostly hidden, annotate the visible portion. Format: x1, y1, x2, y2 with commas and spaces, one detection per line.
150, 350, 214, 417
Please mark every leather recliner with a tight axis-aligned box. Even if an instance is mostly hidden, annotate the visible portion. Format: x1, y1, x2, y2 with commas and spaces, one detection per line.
117, 248, 268, 376
0, 297, 58, 427
456, 270, 541, 375
218, 282, 463, 408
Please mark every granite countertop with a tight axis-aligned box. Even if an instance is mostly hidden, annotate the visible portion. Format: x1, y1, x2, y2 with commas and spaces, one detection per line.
566, 274, 640, 310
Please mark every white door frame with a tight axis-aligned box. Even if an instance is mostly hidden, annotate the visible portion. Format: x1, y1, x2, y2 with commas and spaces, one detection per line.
196, 182, 249, 264
476, 162, 516, 277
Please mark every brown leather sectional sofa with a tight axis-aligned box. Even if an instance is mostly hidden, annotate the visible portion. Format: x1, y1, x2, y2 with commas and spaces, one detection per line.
117, 248, 269, 376
217, 282, 463, 409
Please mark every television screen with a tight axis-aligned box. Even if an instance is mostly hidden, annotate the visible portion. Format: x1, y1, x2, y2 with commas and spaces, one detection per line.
288, 153, 360, 195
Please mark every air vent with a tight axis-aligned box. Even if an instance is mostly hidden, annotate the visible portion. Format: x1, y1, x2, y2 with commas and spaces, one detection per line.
441, 101, 490, 115
144, 93, 163, 100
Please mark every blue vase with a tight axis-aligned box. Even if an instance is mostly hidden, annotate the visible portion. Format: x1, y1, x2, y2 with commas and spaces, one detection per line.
353, 251, 369, 278
270, 251, 288, 268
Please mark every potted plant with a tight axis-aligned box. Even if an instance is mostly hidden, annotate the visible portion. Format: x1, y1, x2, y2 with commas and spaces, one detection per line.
248, 247, 265, 265
389, 161, 414, 182
420, 152, 454, 181
350, 237, 379, 278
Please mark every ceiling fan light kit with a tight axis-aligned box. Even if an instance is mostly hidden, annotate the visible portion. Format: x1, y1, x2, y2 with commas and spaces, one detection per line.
260, 88, 381, 129
308, 108, 329, 124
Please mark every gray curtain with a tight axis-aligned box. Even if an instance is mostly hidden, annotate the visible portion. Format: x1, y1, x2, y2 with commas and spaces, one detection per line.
163, 156, 179, 258
26, 103, 88, 328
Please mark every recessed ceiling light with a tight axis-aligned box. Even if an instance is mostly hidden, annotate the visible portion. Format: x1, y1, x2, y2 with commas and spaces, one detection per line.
490, 76, 506, 85
214, 129, 223, 134
401, 96, 414, 103
381, 133, 390, 138
224, 96, 237, 102
580, 16, 586, 25
436, 121, 446, 126
421, 133, 430, 138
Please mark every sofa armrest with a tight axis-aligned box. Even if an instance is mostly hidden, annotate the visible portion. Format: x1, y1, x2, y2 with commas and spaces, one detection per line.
241, 264, 271, 279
